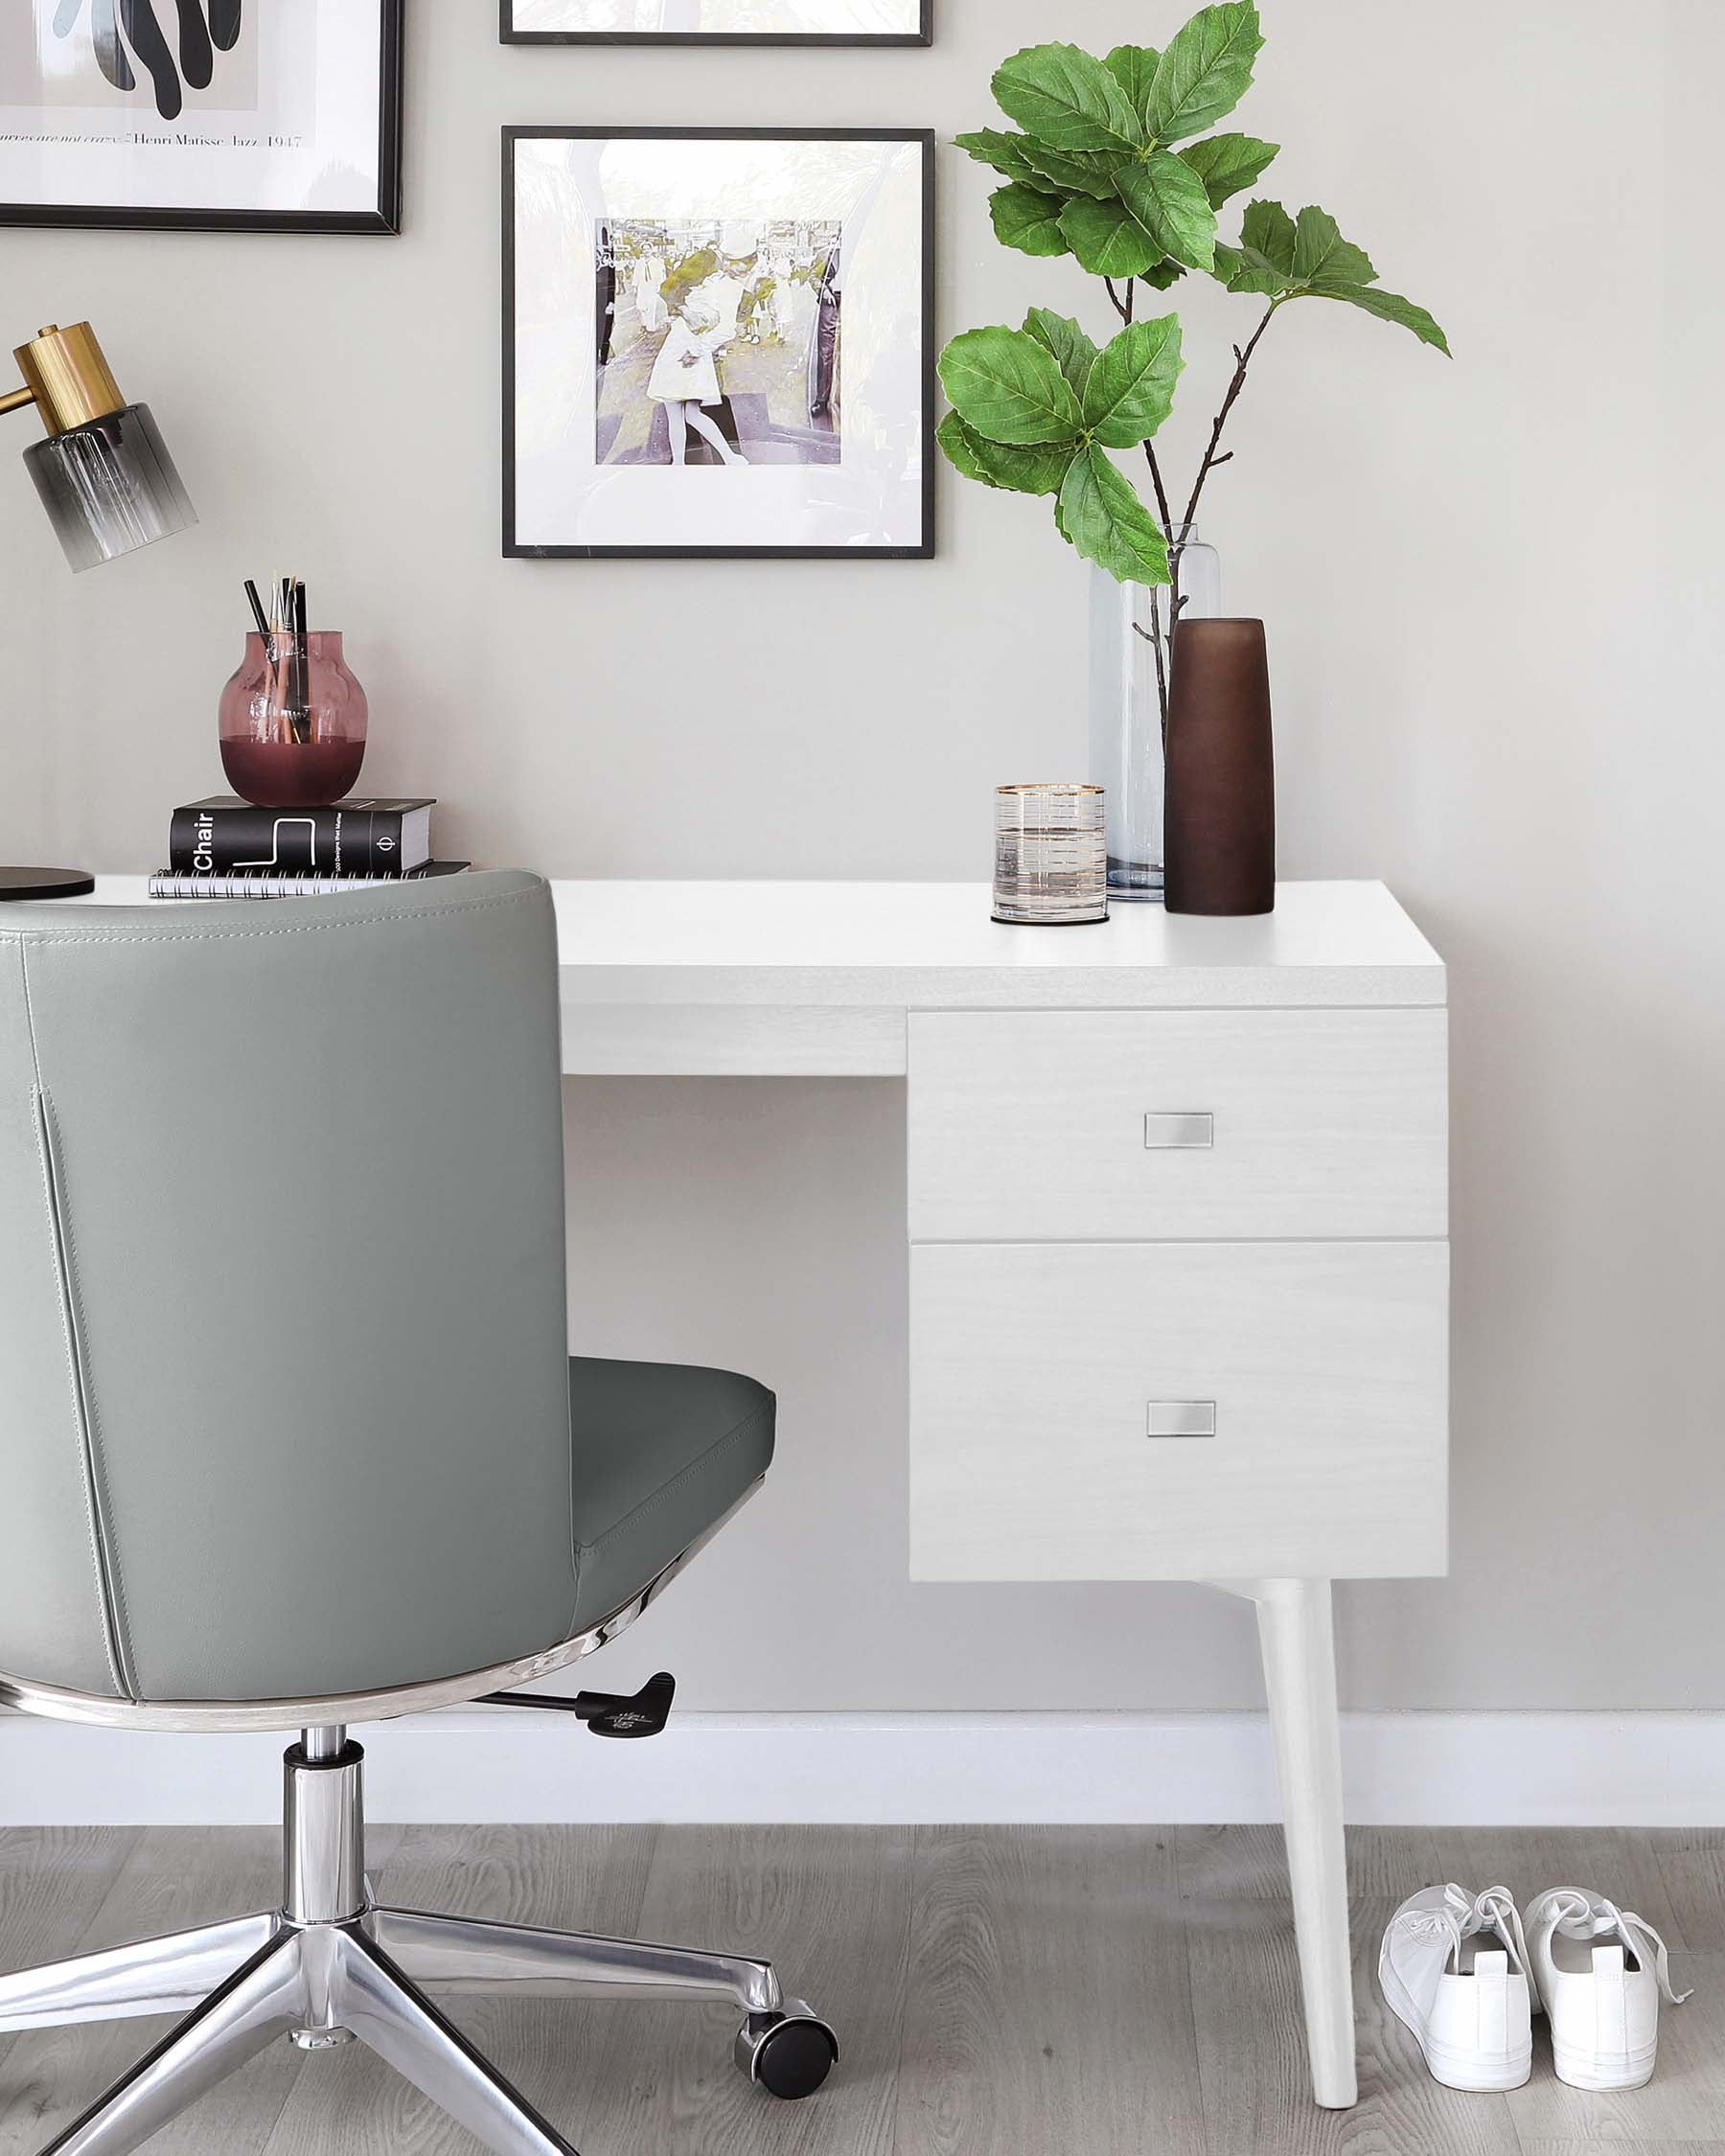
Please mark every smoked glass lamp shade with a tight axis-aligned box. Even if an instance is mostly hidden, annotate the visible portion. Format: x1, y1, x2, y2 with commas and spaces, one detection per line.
23, 402, 196, 573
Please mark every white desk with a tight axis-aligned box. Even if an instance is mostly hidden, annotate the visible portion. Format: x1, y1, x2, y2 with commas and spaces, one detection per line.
91, 875, 1450, 2109
559, 876, 1450, 2113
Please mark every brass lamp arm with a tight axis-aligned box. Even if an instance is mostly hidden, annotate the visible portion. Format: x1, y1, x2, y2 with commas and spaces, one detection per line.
0, 384, 38, 421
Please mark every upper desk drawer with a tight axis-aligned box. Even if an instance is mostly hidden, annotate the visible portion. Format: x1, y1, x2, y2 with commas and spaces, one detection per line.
908, 1008, 1447, 1242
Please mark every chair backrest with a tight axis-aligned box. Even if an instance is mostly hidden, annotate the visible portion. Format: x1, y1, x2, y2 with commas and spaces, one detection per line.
0, 871, 577, 1707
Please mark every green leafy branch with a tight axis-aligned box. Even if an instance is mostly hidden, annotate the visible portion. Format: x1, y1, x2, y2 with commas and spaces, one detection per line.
939, 308, 1184, 588
938, 2, 1450, 725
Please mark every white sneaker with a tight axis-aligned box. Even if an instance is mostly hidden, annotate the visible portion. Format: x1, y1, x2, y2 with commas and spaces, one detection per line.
1524, 1888, 1691, 2091
1379, 1884, 1535, 2091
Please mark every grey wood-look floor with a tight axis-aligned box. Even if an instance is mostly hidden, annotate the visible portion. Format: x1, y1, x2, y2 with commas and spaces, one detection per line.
0, 1823, 1720, 2155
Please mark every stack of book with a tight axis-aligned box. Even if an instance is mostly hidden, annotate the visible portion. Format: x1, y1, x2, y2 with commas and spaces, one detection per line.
150, 798, 469, 899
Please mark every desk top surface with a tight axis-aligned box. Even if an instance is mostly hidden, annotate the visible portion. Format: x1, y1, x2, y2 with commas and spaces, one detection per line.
551, 879, 1445, 1008
78, 877, 1444, 1008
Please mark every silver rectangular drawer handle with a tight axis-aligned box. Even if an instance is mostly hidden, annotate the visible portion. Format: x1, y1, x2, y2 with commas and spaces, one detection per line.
1147, 1401, 1217, 1439
1144, 1112, 1214, 1149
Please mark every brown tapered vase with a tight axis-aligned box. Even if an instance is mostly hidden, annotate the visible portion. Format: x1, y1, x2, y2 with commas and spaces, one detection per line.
1163, 617, 1276, 916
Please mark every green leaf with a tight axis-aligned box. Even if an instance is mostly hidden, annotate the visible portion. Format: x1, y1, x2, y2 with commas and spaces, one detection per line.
1014, 137, 1123, 200
1209, 241, 1276, 294
1081, 314, 1184, 448
1178, 130, 1279, 208
1212, 241, 1283, 294
1216, 197, 1450, 352
955, 127, 1118, 206
1103, 43, 1161, 121
938, 324, 1085, 445
1116, 150, 1217, 271
1212, 200, 1296, 292
1142, 259, 1189, 290
1237, 195, 1297, 277
1305, 283, 1451, 355
1145, 3, 1264, 144
1292, 205, 1376, 287
992, 41, 1144, 153
1057, 447, 1171, 585
1059, 195, 1162, 278
954, 128, 1056, 191
1024, 308, 1100, 398
938, 409, 1077, 496
990, 182, 1071, 258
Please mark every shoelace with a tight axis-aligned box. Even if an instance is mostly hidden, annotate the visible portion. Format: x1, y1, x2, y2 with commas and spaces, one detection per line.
1395, 1883, 1530, 1975
1472, 1885, 1533, 1976
1546, 1891, 1692, 2005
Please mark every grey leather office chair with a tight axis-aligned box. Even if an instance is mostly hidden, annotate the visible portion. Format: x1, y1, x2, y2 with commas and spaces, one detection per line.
0, 871, 835, 2155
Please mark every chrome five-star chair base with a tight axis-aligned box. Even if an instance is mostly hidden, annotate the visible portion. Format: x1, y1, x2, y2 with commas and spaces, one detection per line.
2, 1731, 838, 2156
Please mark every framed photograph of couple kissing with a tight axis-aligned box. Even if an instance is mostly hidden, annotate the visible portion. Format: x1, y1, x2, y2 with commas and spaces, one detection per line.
0, 0, 402, 233
502, 2, 932, 46
503, 126, 936, 561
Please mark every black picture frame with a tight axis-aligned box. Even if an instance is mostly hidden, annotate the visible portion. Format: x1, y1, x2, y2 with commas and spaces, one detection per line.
0, 0, 403, 235
502, 125, 937, 562
501, 0, 932, 45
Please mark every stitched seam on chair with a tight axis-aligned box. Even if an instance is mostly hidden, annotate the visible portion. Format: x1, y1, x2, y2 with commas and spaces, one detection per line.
25, 1089, 125, 1699
0, 884, 543, 950
16, 941, 127, 1700
578, 1401, 771, 1561
36, 1091, 141, 1702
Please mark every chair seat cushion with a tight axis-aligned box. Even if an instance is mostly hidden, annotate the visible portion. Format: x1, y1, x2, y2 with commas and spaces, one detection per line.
567, 1358, 774, 1633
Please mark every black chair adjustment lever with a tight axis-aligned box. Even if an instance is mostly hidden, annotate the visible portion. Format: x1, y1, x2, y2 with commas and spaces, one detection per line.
476, 1670, 676, 1739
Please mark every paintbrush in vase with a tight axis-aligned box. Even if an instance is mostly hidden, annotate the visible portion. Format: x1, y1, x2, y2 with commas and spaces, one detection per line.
280, 576, 306, 745
291, 580, 310, 745
264, 574, 288, 745
259, 574, 311, 745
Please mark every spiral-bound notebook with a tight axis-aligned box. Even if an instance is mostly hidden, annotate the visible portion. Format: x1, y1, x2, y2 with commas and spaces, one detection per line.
149, 861, 470, 901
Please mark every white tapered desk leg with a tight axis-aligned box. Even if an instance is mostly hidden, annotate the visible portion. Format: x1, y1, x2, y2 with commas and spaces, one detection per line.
1213, 1575, 1357, 2110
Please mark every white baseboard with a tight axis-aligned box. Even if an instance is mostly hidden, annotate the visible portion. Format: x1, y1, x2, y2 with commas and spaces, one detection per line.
2, 1710, 1721, 1829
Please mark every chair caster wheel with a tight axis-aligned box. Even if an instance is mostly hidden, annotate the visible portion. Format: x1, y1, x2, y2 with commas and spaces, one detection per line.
734, 2001, 839, 2099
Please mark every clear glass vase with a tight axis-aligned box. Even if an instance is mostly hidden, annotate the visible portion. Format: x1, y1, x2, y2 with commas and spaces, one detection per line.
1087, 527, 1222, 903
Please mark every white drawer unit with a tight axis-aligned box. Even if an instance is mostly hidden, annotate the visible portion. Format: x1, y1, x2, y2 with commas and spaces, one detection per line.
909, 1239, 1449, 1582
908, 1007, 1448, 1242
887, 904, 1447, 2114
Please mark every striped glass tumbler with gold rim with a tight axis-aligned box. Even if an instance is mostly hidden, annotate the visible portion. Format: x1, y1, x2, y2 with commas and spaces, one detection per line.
992, 784, 1109, 927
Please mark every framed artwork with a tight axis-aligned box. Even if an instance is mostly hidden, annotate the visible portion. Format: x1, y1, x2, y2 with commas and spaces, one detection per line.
502, 1, 932, 46
0, 1, 403, 233
503, 126, 935, 561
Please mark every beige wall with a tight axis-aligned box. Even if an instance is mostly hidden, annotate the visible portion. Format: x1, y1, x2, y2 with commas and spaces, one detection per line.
1, 1, 1718, 1714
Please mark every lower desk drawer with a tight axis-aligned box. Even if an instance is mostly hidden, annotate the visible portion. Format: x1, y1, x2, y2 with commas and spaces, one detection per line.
910, 1241, 1448, 1582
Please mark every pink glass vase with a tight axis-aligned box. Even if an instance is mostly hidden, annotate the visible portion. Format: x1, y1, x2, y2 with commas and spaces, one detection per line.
218, 631, 368, 808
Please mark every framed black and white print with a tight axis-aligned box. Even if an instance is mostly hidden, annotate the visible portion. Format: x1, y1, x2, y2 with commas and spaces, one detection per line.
504, 127, 935, 561
502, 2, 932, 46
0, 1, 403, 232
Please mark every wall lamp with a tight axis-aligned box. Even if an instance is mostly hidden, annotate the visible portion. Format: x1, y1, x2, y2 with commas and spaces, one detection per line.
3, 322, 196, 574
1, 322, 197, 899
